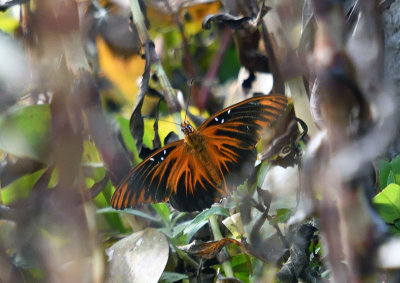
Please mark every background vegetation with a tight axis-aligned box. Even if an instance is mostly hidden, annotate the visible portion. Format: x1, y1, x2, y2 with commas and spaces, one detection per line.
0, 0, 399, 282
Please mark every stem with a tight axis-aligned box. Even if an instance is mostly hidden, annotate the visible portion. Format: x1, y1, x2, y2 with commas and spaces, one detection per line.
174, 244, 200, 269
233, 191, 240, 215
209, 215, 234, 277
129, 0, 181, 127
209, 215, 223, 240
129, 0, 149, 43
268, 218, 290, 249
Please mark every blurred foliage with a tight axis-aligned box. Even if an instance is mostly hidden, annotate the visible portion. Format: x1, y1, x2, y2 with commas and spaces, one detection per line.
0, 8, 18, 33
0, 104, 51, 162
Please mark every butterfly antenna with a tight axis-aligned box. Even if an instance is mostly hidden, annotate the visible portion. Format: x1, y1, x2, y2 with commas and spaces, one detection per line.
142, 112, 180, 126
158, 118, 180, 126
184, 78, 194, 122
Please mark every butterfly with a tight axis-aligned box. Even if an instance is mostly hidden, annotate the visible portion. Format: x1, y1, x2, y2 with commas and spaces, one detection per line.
112, 94, 288, 212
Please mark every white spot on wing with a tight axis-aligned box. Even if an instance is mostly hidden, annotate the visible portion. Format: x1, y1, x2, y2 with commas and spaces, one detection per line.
161, 157, 164, 161
227, 109, 231, 114
215, 117, 219, 122
221, 119, 224, 123
150, 158, 154, 161
163, 150, 166, 155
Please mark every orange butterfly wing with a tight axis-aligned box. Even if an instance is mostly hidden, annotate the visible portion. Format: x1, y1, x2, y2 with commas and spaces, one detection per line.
111, 94, 288, 212
111, 140, 184, 210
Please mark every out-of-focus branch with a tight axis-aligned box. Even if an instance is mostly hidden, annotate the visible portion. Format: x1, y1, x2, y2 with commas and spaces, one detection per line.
77, 71, 131, 185
0, 205, 17, 222
307, 1, 393, 282
0, 245, 22, 282
262, 1, 318, 137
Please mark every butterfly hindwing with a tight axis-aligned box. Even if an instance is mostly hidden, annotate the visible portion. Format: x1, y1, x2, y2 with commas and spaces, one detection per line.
168, 153, 227, 211
168, 146, 257, 212
112, 139, 229, 212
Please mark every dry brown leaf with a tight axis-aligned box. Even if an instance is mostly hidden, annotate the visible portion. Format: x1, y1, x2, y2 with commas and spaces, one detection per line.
179, 238, 241, 260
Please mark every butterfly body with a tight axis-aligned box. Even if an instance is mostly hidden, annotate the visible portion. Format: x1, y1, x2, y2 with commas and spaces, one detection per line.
112, 94, 288, 212
182, 123, 222, 189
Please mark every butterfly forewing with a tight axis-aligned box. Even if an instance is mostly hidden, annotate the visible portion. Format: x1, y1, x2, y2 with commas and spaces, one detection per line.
111, 94, 288, 212
197, 94, 288, 179
186, 94, 288, 207
111, 140, 183, 209
198, 94, 288, 133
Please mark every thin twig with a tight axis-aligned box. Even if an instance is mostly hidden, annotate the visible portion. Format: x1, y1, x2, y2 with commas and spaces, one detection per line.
89, 176, 109, 199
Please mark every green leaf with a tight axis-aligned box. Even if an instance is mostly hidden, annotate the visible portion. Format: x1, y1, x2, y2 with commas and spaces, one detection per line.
0, 10, 20, 34
373, 183, 400, 223
159, 221, 190, 241
48, 167, 58, 188
1, 169, 45, 205
275, 208, 292, 223
97, 207, 160, 222
172, 222, 190, 238
0, 105, 51, 162
100, 179, 114, 206
82, 140, 102, 163
83, 163, 106, 185
231, 254, 250, 269
184, 220, 207, 243
152, 203, 170, 225
193, 206, 230, 223
93, 181, 112, 207
388, 225, 400, 234
116, 115, 176, 161
142, 116, 178, 148
387, 171, 395, 186
159, 272, 188, 283
379, 159, 392, 189
234, 272, 251, 283
256, 163, 270, 189
218, 44, 240, 83
93, 181, 126, 233
116, 116, 138, 160
391, 156, 400, 185
171, 211, 187, 226
393, 219, 400, 232
183, 206, 229, 242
